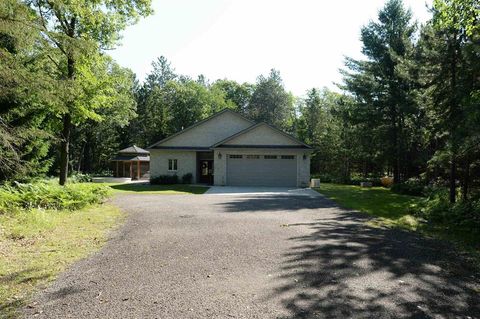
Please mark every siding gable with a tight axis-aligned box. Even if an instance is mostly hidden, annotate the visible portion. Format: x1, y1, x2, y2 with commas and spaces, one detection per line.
149, 110, 253, 148
219, 123, 307, 147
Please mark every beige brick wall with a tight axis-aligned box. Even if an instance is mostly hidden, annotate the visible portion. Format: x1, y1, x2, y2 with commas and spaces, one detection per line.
150, 150, 197, 182
160, 111, 252, 147
224, 125, 300, 146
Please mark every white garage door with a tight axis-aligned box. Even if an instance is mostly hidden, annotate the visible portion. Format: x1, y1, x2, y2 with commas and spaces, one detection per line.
226, 154, 297, 187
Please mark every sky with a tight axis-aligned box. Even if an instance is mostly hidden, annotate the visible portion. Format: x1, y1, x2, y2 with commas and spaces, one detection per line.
109, 0, 433, 96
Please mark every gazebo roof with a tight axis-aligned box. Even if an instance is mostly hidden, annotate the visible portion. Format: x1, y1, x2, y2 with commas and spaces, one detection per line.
111, 155, 150, 162
117, 145, 150, 155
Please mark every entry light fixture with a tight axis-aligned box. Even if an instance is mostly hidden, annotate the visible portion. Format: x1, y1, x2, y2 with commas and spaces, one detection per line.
218, 152, 222, 159
303, 154, 307, 160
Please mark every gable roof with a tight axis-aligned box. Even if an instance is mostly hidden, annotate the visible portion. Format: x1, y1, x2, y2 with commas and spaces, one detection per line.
212, 122, 312, 149
118, 145, 149, 155
148, 109, 255, 149
111, 155, 150, 162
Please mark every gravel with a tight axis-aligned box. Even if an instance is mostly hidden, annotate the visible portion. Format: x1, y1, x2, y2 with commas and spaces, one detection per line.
23, 193, 480, 319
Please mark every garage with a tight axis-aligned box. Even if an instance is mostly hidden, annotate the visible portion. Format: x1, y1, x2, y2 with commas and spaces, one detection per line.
226, 154, 297, 187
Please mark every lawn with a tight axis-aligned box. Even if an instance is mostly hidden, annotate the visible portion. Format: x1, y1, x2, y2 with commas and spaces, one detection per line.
0, 205, 123, 319
107, 183, 209, 194
315, 183, 422, 229
315, 183, 479, 261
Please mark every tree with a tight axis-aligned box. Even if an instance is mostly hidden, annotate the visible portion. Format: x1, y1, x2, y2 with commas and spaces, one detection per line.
26, 0, 152, 185
0, 0, 57, 180
342, 0, 419, 183
212, 79, 255, 115
419, 0, 480, 202
162, 79, 233, 133
70, 61, 137, 173
249, 69, 294, 130
145, 56, 177, 88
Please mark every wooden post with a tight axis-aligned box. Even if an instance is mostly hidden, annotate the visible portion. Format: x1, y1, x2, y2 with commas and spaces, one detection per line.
137, 160, 140, 180
129, 161, 133, 179
116, 161, 119, 177
123, 161, 125, 177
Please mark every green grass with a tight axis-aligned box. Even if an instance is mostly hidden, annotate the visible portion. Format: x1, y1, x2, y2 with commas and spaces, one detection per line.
315, 183, 422, 229
107, 183, 209, 194
0, 205, 123, 319
315, 183, 479, 262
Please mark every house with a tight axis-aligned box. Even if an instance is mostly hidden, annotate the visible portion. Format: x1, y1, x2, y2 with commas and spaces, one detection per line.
148, 109, 312, 187
110, 145, 150, 179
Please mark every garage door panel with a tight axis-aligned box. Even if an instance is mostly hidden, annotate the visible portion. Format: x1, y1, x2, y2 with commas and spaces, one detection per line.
226, 156, 297, 187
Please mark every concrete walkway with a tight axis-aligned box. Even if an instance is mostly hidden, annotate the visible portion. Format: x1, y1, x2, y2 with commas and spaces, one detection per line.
205, 186, 321, 197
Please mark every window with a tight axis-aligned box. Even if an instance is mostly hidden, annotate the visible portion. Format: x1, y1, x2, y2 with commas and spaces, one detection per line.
264, 155, 277, 159
229, 155, 243, 159
281, 155, 295, 159
168, 159, 178, 171
246, 155, 260, 159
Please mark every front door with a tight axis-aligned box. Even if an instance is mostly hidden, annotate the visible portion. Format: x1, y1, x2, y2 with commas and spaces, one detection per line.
199, 160, 214, 185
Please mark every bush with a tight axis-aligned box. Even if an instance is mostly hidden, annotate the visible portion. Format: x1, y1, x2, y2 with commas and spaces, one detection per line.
417, 190, 480, 230
391, 178, 426, 196
0, 181, 110, 214
182, 173, 193, 184
150, 174, 179, 185
69, 173, 93, 183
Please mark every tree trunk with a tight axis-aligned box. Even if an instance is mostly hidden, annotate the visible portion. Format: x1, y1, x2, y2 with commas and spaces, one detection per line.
77, 141, 86, 173
59, 52, 75, 185
391, 107, 401, 184
59, 113, 72, 185
449, 155, 456, 203
462, 156, 470, 201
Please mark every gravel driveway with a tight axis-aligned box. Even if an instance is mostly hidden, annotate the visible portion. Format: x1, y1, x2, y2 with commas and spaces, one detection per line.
24, 193, 480, 318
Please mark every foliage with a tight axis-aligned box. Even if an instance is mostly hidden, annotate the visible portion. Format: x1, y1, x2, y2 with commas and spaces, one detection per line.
212, 79, 255, 115
248, 69, 295, 131
418, 190, 480, 229
418, 0, 480, 203
0, 0, 57, 181
69, 173, 93, 183
18, 0, 152, 185
390, 178, 426, 197
341, 0, 420, 184
181, 173, 193, 184
0, 181, 110, 214
150, 174, 179, 185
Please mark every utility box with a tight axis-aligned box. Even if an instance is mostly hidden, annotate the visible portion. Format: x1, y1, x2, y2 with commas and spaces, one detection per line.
310, 178, 321, 188
360, 182, 373, 187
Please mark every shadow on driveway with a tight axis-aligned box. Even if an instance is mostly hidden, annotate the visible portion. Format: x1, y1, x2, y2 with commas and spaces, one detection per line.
216, 194, 337, 213
217, 194, 480, 317
273, 211, 480, 318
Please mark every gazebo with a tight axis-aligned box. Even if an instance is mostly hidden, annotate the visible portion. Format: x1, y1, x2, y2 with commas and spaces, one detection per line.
110, 145, 150, 180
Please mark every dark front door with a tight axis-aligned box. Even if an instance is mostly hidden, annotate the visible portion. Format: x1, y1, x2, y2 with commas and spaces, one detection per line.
199, 160, 213, 185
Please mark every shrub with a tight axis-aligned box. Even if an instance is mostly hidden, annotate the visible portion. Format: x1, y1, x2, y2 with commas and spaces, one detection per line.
150, 174, 179, 185
417, 190, 480, 230
182, 173, 193, 184
391, 178, 426, 196
0, 181, 110, 214
380, 176, 394, 187
69, 173, 93, 183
